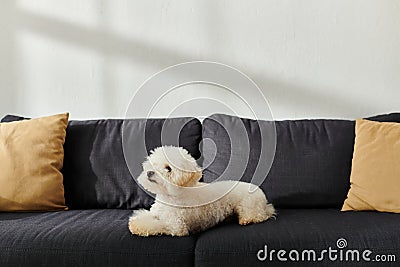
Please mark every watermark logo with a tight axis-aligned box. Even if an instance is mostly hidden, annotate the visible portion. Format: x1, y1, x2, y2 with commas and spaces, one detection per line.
336, 238, 347, 249
122, 61, 276, 207
257, 238, 396, 263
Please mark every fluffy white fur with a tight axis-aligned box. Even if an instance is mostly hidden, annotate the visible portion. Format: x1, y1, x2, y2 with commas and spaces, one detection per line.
129, 146, 275, 236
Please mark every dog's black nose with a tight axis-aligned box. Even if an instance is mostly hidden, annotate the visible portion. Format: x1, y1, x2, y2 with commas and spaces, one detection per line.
147, 171, 155, 178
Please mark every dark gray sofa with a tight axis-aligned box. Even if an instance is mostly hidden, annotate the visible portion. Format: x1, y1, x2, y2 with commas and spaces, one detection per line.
1, 113, 399, 267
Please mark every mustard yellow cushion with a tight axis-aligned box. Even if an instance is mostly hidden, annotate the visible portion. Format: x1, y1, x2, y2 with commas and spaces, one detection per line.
0, 113, 69, 211
342, 119, 400, 213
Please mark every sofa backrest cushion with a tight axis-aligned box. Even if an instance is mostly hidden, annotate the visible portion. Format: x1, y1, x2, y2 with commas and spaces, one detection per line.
1, 115, 202, 209
202, 113, 400, 208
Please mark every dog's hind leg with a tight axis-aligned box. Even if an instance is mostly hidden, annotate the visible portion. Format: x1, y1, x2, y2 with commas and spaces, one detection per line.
236, 190, 276, 225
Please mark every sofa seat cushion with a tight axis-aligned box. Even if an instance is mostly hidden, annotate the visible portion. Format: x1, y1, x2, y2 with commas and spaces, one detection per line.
0, 210, 195, 267
195, 209, 400, 267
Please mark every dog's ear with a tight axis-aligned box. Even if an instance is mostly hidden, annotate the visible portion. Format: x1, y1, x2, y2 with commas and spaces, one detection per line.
178, 167, 202, 187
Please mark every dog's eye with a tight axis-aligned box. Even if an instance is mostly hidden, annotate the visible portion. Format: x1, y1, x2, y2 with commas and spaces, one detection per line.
165, 166, 172, 172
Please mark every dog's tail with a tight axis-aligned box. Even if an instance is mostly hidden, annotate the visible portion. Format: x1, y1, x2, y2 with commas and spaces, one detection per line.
265, 203, 277, 220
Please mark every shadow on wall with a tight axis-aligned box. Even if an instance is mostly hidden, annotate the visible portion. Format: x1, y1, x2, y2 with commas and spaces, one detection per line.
251, 72, 374, 119
0, 1, 378, 120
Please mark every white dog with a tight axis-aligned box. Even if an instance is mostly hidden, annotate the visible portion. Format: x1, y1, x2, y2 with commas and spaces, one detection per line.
129, 146, 275, 236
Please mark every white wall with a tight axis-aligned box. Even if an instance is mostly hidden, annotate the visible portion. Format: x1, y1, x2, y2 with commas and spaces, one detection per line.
0, 0, 399, 120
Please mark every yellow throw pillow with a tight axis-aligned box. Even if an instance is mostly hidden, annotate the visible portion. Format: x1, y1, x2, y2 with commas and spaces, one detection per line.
0, 113, 69, 211
342, 119, 400, 213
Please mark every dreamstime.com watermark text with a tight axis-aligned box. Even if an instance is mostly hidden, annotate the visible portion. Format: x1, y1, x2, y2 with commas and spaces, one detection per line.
257, 238, 396, 263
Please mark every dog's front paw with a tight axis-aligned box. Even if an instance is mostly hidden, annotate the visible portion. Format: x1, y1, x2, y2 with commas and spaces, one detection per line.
128, 215, 154, 236
129, 212, 190, 237
129, 217, 148, 236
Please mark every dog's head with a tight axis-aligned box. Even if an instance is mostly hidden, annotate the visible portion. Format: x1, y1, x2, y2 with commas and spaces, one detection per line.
137, 146, 202, 196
